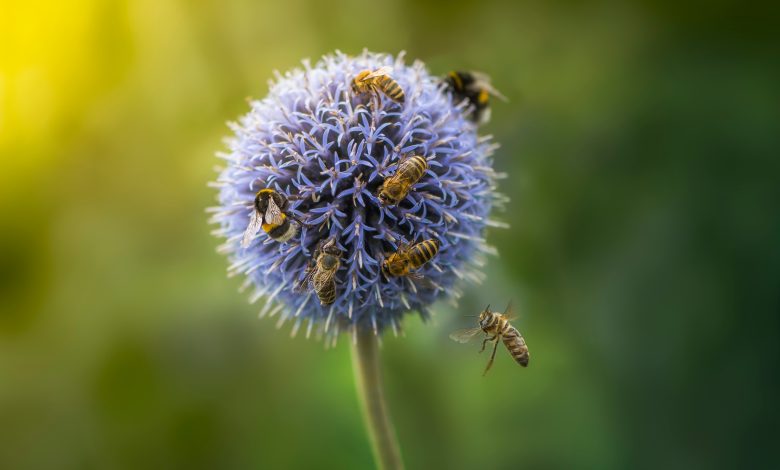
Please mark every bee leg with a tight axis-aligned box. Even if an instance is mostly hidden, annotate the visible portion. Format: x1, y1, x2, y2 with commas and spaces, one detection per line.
289, 214, 312, 228
482, 338, 501, 376
370, 93, 381, 113
480, 335, 497, 353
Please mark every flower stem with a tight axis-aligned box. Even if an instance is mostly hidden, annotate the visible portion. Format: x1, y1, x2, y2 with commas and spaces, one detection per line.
351, 329, 405, 470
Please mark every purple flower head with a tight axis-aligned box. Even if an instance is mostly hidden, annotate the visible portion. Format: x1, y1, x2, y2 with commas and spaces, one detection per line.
210, 51, 503, 343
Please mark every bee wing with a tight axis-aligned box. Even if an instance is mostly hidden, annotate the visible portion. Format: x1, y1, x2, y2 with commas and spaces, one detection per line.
366, 66, 394, 79
312, 268, 337, 291
502, 301, 518, 322
407, 271, 435, 290
449, 327, 483, 343
471, 71, 508, 101
294, 267, 315, 293
241, 210, 263, 248
488, 86, 508, 102
264, 197, 284, 226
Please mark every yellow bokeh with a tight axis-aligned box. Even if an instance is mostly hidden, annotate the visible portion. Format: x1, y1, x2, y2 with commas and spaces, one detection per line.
0, 0, 773, 467
1, 0, 99, 147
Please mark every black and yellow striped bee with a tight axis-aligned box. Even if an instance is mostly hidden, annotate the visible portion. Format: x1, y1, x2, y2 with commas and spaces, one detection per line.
450, 303, 529, 376
352, 66, 405, 105
297, 238, 342, 305
444, 70, 506, 125
382, 238, 440, 281
377, 154, 428, 206
241, 189, 302, 247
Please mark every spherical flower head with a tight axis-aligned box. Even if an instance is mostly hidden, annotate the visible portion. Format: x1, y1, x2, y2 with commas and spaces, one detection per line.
210, 50, 502, 342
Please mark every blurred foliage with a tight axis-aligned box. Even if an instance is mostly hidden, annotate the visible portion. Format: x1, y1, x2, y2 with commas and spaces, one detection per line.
1, 0, 778, 468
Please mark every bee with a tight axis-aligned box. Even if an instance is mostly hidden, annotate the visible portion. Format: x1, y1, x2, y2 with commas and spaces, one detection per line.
377, 154, 428, 206
241, 189, 302, 247
443, 70, 506, 125
298, 238, 342, 305
352, 66, 405, 105
382, 238, 440, 280
450, 303, 529, 376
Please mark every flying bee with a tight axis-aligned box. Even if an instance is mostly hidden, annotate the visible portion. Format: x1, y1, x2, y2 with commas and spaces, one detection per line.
377, 154, 428, 206
241, 189, 303, 247
450, 303, 529, 376
382, 238, 440, 282
443, 70, 507, 125
297, 238, 342, 305
352, 66, 405, 105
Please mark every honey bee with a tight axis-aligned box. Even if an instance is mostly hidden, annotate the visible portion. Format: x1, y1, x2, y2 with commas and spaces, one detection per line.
352, 66, 405, 105
241, 189, 302, 247
382, 238, 440, 281
450, 303, 529, 375
377, 154, 428, 206
444, 70, 506, 124
298, 238, 342, 305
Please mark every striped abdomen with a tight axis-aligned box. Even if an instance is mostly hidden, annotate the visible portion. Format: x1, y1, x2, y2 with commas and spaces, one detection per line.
482, 313, 530, 367
263, 216, 298, 242
311, 252, 339, 305
374, 75, 405, 103
407, 239, 440, 270
501, 326, 529, 367
313, 278, 336, 305
446, 71, 468, 93
395, 155, 427, 184
382, 238, 440, 277
444, 70, 491, 124
378, 155, 428, 206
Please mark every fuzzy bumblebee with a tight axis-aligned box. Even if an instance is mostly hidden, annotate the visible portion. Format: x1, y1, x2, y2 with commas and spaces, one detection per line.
210, 51, 503, 343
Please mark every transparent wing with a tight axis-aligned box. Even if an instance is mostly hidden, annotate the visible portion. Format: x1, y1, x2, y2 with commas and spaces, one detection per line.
294, 264, 315, 293
264, 197, 284, 226
366, 66, 393, 78
449, 327, 482, 343
407, 271, 434, 290
395, 241, 411, 255
487, 85, 508, 102
502, 301, 517, 322
312, 269, 337, 291
472, 71, 508, 101
241, 210, 263, 248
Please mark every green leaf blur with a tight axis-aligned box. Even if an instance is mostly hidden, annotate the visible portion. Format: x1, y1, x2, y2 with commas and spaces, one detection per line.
1, 0, 777, 468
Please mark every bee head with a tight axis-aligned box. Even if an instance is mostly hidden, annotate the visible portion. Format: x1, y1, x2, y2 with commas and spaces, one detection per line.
254, 188, 275, 206
380, 256, 402, 278
377, 184, 399, 206
352, 70, 370, 91
256, 188, 275, 199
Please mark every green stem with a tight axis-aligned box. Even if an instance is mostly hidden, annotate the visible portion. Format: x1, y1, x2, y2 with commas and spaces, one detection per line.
351, 329, 405, 470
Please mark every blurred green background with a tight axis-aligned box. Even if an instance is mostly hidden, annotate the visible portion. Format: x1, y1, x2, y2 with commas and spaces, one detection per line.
1, 0, 778, 468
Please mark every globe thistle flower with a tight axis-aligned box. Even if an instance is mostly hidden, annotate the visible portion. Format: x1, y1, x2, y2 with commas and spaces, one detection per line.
209, 50, 503, 343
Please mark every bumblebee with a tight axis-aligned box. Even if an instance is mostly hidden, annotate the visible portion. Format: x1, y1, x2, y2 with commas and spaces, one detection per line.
377, 154, 428, 206
352, 66, 405, 105
298, 238, 342, 305
443, 70, 506, 124
450, 303, 529, 376
382, 238, 440, 280
241, 189, 301, 247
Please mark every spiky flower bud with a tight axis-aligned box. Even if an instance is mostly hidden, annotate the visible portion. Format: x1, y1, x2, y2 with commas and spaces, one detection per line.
210, 51, 502, 343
